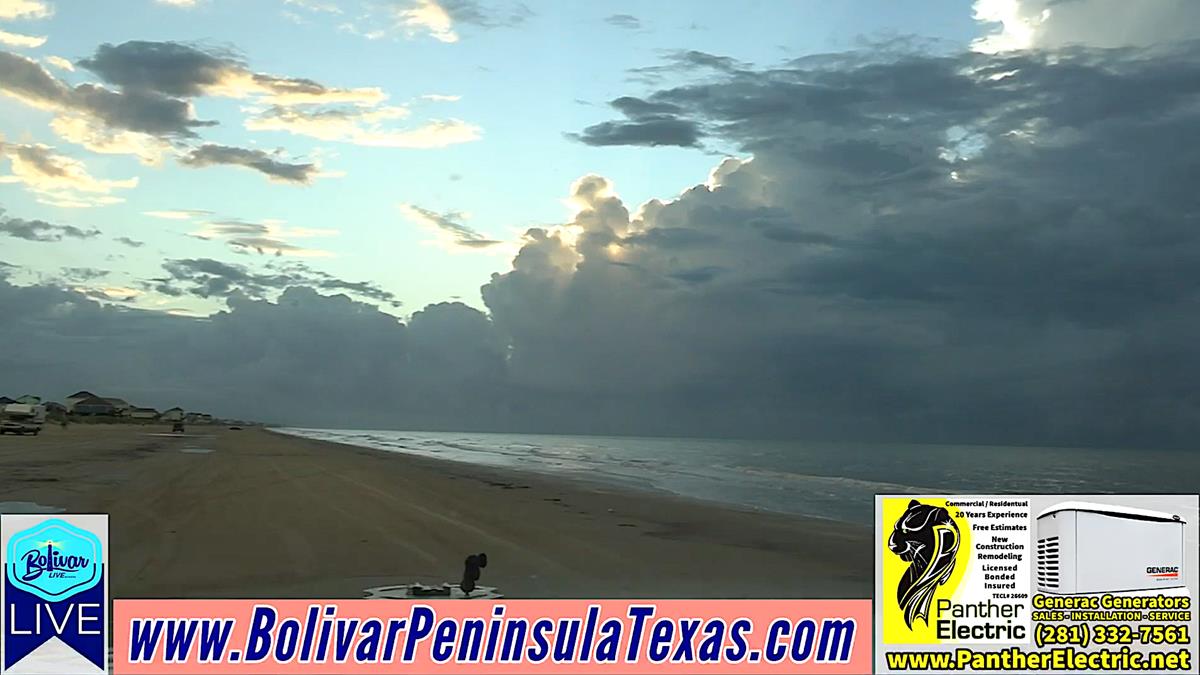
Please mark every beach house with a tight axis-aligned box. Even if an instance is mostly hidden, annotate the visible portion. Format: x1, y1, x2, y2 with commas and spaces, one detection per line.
72, 396, 116, 416
66, 390, 99, 411
0, 397, 14, 406
15, 394, 41, 405
161, 407, 185, 422
103, 397, 133, 416
130, 407, 160, 421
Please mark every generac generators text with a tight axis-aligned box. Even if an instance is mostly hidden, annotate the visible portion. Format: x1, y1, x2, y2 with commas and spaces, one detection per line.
1033, 594, 1191, 610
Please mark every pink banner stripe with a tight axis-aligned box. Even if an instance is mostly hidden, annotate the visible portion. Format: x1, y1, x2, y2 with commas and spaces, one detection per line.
114, 599, 870, 674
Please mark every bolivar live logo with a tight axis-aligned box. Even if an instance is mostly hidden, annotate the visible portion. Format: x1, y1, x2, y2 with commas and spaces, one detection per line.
2, 515, 108, 675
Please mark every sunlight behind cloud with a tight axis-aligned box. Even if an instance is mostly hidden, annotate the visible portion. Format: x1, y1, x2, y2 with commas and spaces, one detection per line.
398, 0, 459, 43
971, 0, 1048, 53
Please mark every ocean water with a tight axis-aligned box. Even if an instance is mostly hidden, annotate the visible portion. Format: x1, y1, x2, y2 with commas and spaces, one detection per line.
275, 428, 1200, 525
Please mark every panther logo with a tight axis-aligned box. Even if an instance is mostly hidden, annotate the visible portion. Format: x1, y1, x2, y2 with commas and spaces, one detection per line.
888, 499, 961, 629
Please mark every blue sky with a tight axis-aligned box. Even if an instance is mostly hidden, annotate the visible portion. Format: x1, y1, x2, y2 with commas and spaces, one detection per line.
0, 0, 981, 315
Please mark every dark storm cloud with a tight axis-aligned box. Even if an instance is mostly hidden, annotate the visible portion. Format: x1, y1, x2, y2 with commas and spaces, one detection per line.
0, 276, 498, 427
0, 210, 101, 241
178, 144, 317, 184
484, 40, 1200, 447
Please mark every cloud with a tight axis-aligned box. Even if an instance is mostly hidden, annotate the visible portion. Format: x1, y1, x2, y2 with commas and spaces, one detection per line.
626, 50, 750, 84
479, 40, 1200, 447
604, 14, 640, 30
0, 51, 214, 137
0, 28, 45, 48
152, 257, 395, 305
0, 208, 101, 241
0, 49, 215, 163
178, 144, 319, 185
78, 41, 384, 105
439, 0, 532, 28
348, 0, 532, 43
114, 236, 144, 247
972, 0, 1200, 53
0, 277, 505, 427
143, 209, 213, 220
49, 114, 174, 165
571, 116, 701, 148
44, 55, 73, 71
283, 0, 341, 13
188, 218, 337, 257
59, 266, 108, 281
0, 0, 51, 20
0, 141, 138, 207
399, 203, 501, 249
2, 41, 481, 163
571, 95, 702, 147
397, 0, 458, 42
246, 105, 481, 147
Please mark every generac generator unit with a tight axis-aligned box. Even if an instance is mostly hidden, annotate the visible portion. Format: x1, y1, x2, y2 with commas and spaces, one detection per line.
1036, 501, 1187, 595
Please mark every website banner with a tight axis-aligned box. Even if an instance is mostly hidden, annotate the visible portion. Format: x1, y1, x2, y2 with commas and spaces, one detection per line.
875, 495, 1199, 674
113, 599, 869, 674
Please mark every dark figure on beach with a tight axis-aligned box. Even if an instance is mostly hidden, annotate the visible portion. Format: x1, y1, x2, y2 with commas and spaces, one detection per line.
460, 553, 488, 595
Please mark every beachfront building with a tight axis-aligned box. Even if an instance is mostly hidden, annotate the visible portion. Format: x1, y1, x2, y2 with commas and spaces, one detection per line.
103, 398, 133, 416
130, 407, 159, 421
72, 396, 116, 416
0, 397, 14, 406
185, 412, 214, 424
43, 402, 67, 420
161, 407, 185, 422
15, 394, 41, 405
66, 390, 99, 411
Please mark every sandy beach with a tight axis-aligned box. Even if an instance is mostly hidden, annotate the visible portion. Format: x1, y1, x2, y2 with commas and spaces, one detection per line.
0, 425, 872, 599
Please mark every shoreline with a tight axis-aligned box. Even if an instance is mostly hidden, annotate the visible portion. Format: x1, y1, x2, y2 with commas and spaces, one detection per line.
267, 426, 868, 527
1, 425, 873, 599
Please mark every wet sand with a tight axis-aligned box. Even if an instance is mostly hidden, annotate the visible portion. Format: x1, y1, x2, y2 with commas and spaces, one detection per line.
0, 425, 872, 599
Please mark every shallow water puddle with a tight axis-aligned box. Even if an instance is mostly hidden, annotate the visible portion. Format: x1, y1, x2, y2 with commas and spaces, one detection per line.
179, 447, 214, 454
0, 501, 65, 514
363, 584, 502, 600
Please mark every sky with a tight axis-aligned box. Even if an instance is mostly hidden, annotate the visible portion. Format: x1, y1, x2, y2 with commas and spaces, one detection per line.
2, 0, 1200, 448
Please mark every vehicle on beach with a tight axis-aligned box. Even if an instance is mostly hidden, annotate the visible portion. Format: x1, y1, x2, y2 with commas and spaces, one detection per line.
172, 421, 185, 433
0, 403, 45, 436
0, 420, 41, 435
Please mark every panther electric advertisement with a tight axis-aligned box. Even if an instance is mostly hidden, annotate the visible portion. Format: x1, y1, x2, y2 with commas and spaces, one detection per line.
875, 495, 1198, 674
